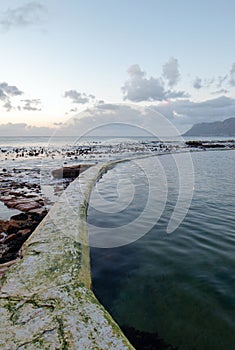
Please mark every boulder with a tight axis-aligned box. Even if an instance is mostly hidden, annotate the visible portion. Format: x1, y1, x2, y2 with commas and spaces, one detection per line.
14, 201, 42, 212
52, 164, 95, 179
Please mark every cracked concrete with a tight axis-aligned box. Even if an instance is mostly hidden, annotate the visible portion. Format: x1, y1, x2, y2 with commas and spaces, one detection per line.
0, 163, 135, 350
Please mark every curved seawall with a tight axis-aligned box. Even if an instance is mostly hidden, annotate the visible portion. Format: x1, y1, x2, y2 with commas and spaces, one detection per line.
0, 163, 135, 349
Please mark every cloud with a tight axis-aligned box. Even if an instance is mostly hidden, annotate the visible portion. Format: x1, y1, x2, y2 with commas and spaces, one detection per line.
21, 99, 42, 111
96, 103, 120, 110
211, 89, 229, 95
217, 75, 228, 88
162, 57, 180, 87
155, 96, 235, 131
0, 123, 53, 136
0, 82, 24, 111
0, 2, 47, 31
193, 77, 215, 90
193, 77, 203, 89
122, 64, 166, 102
122, 63, 188, 102
64, 90, 95, 104
69, 107, 78, 113
0, 82, 23, 100
3, 101, 13, 112
230, 62, 235, 86
166, 90, 190, 99
1, 97, 235, 136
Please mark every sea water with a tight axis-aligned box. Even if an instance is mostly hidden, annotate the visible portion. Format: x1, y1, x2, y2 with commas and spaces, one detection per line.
89, 150, 235, 350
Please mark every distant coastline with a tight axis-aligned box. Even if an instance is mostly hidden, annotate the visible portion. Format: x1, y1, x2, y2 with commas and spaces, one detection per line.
183, 117, 235, 137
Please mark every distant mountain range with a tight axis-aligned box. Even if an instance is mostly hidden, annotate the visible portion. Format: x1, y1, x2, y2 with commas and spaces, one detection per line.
183, 117, 235, 136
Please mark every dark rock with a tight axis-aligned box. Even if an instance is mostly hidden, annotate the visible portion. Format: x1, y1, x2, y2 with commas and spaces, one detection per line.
6, 221, 20, 234
17, 229, 31, 237
3, 233, 17, 244
186, 141, 204, 148
29, 208, 48, 218
52, 164, 95, 179
10, 213, 28, 221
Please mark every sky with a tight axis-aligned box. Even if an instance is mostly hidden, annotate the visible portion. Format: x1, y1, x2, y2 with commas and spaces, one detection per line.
0, 0, 235, 135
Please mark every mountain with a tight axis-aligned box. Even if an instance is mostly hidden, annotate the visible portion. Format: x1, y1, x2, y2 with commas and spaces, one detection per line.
183, 117, 235, 136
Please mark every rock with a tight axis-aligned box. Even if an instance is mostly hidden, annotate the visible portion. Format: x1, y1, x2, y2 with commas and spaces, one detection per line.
17, 229, 31, 237
14, 201, 42, 212
3, 233, 17, 244
1, 195, 14, 201
0, 220, 9, 232
52, 164, 95, 179
24, 193, 37, 198
29, 208, 48, 217
10, 213, 29, 221
0, 232, 7, 242
3, 199, 19, 208
6, 221, 20, 234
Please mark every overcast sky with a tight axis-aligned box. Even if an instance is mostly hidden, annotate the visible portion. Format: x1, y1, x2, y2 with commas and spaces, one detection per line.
0, 0, 235, 135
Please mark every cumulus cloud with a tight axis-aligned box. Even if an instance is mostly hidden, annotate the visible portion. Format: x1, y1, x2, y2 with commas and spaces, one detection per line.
21, 99, 42, 111
0, 82, 23, 100
0, 82, 23, 111
122, 64, 166, 102
122, 64, 188, 102
64, 90, 95, 104
0, 2, 47, 31
162, 57, 180, 87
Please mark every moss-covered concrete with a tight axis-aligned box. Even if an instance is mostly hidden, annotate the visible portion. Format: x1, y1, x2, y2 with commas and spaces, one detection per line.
0, 164, 135, 350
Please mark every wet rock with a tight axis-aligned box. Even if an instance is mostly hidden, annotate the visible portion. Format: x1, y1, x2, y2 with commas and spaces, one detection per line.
6, 221, 20, 234
29, 208, 48, 217
17, 229, 31, 237
24, 193, 37, 198
0, 220, 8, 232
0, 232, 7, 242
14, 202, 42, 212
52, 164, 95, 179
10, 213, 28, 221
3, 233, 17, 244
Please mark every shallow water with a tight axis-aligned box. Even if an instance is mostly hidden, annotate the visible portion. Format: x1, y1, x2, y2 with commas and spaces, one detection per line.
89, 150, 235, 350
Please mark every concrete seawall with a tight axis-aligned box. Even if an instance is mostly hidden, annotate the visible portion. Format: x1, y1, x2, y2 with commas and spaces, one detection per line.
0, 163, 135, 349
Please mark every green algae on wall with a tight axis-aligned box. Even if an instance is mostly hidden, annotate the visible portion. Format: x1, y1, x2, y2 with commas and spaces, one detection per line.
0, 163, 135, 350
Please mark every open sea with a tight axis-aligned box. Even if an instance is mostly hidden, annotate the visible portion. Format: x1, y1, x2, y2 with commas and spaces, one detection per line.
1, 136, 235, 349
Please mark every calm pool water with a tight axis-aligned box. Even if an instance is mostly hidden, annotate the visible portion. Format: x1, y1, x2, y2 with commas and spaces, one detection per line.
89, 150, 235, 350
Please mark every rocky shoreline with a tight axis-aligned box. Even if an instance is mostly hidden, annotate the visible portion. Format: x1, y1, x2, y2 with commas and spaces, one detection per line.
0, 168, 70, 277
0, 164, 95, 278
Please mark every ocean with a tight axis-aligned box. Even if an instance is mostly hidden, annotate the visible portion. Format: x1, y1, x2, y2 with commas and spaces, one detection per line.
1, 136, 235, 349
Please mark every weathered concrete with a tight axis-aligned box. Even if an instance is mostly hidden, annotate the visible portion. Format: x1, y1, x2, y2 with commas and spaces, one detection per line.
0, 163, 135, 350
